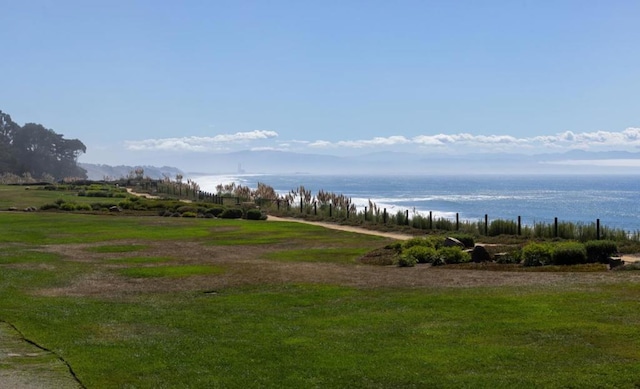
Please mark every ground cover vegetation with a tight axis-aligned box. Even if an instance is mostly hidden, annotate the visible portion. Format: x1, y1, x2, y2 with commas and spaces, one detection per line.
3, 181, 640, 261
2, 209, 640, 387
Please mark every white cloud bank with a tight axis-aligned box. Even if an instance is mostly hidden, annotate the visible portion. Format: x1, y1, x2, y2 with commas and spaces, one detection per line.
125, 127, 640, 154
309, 128, 640, 153
125, 130, 279, 151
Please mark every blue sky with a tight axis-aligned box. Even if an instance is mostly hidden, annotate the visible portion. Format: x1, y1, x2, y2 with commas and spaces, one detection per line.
2, 0, 639, 168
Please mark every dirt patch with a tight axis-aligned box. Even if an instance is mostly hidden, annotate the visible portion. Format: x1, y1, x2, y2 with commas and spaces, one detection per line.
29, 238, 640, 299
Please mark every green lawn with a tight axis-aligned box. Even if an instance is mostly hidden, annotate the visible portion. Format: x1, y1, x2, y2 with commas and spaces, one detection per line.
1, 211, 640, 388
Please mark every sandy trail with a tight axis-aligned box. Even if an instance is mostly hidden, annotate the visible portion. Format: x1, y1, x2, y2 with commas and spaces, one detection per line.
266, 216, 640, 263
266, 215, 415, 241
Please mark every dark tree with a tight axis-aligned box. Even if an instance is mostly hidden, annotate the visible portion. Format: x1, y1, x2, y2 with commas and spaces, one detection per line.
0, 112, 21, 173
0, 110, 87, 180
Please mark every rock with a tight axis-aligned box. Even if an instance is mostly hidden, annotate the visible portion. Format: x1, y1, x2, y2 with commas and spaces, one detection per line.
471, 245, 492, 263
444, 237, 464, 248
109, 206, 121, 212
8, 207, 18, 211
608, 256, 624, 269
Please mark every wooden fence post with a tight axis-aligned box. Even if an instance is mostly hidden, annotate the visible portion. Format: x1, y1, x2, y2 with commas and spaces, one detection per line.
517, 216, 521, 236
364, 206, 367, 221
429, 211, 433, 230
383, 208, 387, 224
554, 217, 558, 238
597, 219, 600, 240
484, 214, 488, 236
456, 213, 459, 231
405, 210, 409, 226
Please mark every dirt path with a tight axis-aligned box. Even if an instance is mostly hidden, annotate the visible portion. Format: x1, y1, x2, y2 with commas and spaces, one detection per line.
266, 215, 415, 241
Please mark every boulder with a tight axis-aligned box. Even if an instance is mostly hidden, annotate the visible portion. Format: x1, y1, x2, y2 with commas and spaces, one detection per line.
109, 206, 121, 212
443, 237, 464, 248
471, 245, 492, 263
608, 256, 624, 269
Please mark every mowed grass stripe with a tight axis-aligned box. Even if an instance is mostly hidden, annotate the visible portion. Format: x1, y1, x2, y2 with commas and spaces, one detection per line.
4, 284, 640, 388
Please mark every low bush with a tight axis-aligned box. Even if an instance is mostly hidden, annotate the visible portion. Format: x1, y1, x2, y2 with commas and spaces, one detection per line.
219, 208, 243, 219
396, 253, 417, 267
246, 209, 264, 220
182, 212, 198, 218
385, 242, 402, 252
585, 240, 618, 264
206, 207, 225, 217
437, 247, 470, 265
59, 203, 77, 211
495, 250, 521, 264
91, 202, 117, 211
403, 245, 438, 264
40, 203, 60, 210
522, 242, 553, 267
402, 237, 431, 249
552, 242, 587, 265
177, 205, 198, 214
85, 190, 111, 198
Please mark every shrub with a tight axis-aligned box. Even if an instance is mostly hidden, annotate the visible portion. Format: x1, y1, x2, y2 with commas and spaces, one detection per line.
552, 242, 587, 265
585, 240, 618, 264
450, 234, 475, 248
246, 209, 264, 220
522, 242, 553, 267
402, 237, 431, 249
495, 249, 522, 264
76, 203, 92, 211
431, 257, 446, 266
437, 246, 470, 264
91, 202, 116, 211
219, 208, 243, 219
40, 203, 60, 210
206, 207, 225, 217
86, 190, 111, 197
397, 253, 417, 267
60, 203, 77, 211
385, 242, 402, 252
182, 212, 197, 218
403, 246, 438, 264
426, 236, 446, 249
177, 205, 198, 214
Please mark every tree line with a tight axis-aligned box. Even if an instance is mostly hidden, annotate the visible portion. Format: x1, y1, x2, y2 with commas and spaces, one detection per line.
0, 109, 87, 181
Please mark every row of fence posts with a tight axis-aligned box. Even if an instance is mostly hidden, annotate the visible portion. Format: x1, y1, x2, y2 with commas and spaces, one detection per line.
155, 187, 605, 240
284, 199, 604, 240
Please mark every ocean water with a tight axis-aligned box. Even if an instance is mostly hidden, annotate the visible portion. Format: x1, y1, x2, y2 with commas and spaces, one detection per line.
193, 174, 640, 232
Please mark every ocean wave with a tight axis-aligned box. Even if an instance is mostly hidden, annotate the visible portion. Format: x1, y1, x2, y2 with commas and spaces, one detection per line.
190, 174, 268, 193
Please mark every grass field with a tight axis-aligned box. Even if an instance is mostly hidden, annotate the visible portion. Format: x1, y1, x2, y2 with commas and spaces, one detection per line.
2, 195, 640, 387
